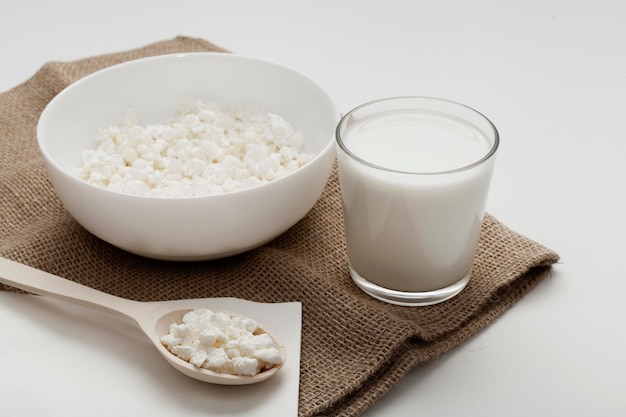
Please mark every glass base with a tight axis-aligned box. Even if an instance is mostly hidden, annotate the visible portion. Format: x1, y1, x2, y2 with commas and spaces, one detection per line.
349, 265, 471, 306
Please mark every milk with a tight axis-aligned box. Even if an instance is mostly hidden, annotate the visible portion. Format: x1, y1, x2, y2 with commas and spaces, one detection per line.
337, 103, 497, 299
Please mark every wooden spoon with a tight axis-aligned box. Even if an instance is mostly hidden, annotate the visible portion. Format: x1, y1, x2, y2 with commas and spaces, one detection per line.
0, 257, 286, 385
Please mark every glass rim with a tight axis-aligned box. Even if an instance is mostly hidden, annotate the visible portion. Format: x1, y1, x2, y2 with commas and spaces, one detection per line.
335, 96, 500, 175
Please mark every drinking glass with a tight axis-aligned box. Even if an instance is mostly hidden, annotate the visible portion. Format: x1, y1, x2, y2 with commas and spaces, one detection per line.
335, 97, 499, 306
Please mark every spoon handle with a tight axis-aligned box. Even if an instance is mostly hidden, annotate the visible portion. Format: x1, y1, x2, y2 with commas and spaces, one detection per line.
0, 257, 137, 323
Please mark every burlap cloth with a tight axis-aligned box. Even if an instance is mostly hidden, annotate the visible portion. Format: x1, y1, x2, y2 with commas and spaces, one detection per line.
0, 37, 559, 416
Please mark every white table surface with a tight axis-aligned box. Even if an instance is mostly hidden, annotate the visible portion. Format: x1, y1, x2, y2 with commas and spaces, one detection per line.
2, 0, 624, 415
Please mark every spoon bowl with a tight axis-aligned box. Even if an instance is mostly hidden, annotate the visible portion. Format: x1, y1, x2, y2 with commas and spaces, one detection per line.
0, 257, 286, 385
150, 305, 286, 385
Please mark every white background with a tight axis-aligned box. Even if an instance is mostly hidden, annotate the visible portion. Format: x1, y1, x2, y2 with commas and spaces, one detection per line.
1, 0, 625, 415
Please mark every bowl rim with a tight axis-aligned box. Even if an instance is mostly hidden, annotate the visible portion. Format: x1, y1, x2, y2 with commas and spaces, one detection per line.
37, 52, 341, 201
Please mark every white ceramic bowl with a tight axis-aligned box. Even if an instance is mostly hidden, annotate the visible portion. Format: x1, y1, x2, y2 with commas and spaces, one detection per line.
37, 53, 340, 261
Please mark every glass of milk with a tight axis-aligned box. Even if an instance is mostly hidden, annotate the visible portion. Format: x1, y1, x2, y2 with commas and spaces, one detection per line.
336, 97, 499, 306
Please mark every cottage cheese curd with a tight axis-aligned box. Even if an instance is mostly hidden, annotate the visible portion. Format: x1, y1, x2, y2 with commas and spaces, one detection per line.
161, 308, 283, 376
76, 100, 313, 197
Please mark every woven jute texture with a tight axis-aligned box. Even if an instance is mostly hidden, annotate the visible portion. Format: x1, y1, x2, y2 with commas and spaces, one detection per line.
0, 37, 559, 417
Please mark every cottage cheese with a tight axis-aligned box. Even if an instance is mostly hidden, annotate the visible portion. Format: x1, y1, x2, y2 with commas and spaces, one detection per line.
76, 100, 313, 197
161, 308, 283, 376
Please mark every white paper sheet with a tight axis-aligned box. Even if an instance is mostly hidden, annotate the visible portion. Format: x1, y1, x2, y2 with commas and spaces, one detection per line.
0, 292, 301, 416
